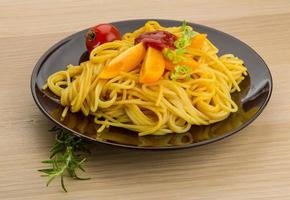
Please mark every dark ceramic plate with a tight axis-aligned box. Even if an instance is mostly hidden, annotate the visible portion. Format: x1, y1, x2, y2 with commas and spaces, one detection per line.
31, 19, 272, 149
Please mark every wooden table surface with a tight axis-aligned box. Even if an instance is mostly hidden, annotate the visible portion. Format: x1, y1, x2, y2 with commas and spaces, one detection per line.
1, 0, 290, 199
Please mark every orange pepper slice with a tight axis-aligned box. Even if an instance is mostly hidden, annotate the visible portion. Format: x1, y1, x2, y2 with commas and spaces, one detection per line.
190, 34, 207, 49
99, 43, 146, 79
165, 58, 199, 71
181, 59, 199, 70
165, 59, 175, 71
140, 47, 165, 83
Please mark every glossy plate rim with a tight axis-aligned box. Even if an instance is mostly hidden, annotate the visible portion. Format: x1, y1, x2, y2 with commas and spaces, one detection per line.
31, 19, 273, 150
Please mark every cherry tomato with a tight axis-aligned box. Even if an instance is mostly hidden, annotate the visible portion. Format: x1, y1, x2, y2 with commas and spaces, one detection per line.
85, 24, 121, 52
135, 31, 177, 50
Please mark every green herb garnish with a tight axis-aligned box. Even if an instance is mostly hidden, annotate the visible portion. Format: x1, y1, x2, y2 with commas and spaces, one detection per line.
39, 127, 90, 192
170, 65, 193, 81
174, 21, 195, 49
163, 48, 184, 64
163, 21, 195, 64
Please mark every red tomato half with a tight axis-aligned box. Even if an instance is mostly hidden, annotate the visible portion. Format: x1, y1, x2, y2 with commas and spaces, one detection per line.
85, 24, 121, 52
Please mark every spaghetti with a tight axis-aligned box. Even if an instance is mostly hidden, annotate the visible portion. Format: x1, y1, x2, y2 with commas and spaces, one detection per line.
44, 21, 247, 136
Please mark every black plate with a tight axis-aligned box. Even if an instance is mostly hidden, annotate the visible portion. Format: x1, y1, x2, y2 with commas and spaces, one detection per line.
31, 19, 273, 149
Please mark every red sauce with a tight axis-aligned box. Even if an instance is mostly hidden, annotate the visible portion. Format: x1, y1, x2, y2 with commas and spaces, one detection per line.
135, 31, 177, 50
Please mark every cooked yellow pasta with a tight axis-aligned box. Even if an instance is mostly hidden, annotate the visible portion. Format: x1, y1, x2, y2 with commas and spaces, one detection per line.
44, 21, 247, 136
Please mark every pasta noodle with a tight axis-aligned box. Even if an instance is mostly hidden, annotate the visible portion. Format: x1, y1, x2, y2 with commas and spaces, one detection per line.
44, 21, 247, 136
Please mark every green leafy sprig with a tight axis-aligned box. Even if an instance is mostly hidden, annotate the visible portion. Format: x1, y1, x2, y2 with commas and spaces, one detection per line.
174, 21, 195, 49
39, 127, 90, 192
163, 21, 195, 80
170, 65, 193, 81
163, 21, 195, 63
163, 21, 196, 81
163, 48, 185, 64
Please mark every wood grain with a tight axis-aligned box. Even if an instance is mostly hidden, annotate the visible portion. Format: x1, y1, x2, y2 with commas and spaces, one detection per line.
1, 0, 290, 199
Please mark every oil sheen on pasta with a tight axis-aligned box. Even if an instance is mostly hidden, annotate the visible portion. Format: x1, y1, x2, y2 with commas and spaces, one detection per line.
44, 21, 248, 136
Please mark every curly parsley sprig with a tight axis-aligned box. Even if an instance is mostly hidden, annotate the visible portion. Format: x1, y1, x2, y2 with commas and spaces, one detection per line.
39, 127, 90, 192
170, 65, 193, 81
164, 21, 196, 80
163, 21, 195, 63
174, 21, 195, 49
163, 48, 185, 64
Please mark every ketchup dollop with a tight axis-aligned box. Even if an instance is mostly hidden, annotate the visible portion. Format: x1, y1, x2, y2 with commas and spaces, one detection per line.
135, 30, 177, 50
